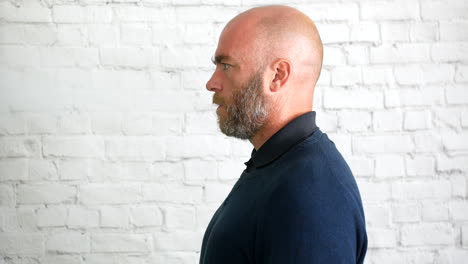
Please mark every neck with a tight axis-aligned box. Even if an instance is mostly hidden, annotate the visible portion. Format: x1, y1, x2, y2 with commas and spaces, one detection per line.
249, 110, 309, 150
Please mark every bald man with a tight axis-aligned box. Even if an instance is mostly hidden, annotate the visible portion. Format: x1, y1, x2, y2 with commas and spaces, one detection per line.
201, 5, 367, 264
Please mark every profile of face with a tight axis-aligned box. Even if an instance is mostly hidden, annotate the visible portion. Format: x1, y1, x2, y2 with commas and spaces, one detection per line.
212, 70, 270, 139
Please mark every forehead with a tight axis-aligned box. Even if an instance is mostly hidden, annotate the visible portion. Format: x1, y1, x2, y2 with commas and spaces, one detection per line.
215, 18, 261, 64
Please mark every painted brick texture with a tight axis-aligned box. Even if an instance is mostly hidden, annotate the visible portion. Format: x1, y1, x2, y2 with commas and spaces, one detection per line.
0, 0, 467, 263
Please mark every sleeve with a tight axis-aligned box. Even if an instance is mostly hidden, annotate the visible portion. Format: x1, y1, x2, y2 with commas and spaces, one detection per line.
255, 173, 365, 264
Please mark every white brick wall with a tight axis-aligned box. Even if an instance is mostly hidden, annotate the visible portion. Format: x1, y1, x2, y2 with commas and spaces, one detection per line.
0, 0, 467, 263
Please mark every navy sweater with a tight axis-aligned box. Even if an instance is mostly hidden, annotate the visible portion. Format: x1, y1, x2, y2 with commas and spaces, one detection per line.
199, 112, 367, 263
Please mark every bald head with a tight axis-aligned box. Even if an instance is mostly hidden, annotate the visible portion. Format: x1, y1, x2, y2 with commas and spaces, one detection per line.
223, 5, 323, 87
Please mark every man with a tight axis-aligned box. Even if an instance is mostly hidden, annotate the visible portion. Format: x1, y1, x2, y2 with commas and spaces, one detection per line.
200, 5, 367, 264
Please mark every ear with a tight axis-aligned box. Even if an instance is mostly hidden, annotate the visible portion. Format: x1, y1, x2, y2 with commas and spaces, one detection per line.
270, 59, 291, 92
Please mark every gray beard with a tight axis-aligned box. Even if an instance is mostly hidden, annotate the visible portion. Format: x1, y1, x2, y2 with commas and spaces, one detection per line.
217, 72, 270, 139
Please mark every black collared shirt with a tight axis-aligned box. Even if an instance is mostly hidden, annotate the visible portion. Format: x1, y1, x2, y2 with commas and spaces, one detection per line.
200, 111, 368, 264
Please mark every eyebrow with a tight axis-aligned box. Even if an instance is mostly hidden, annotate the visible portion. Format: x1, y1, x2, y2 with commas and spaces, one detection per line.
211, 54, 233, 64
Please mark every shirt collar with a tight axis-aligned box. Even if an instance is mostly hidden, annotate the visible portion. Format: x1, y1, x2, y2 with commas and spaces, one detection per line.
244, 111, 318, 170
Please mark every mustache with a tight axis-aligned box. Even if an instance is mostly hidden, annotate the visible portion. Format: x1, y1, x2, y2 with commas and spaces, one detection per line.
212, 94, 225, 106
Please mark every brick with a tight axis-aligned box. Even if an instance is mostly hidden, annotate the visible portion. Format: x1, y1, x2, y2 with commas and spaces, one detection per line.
197, 205, 217, 232
441, 132, 468, 151
381, 22, 409, 42
184, 24, 214, 44
105, 137, 165, 161
153, 23, 184, 45
80, 184, 140, 205
67, 207, 99, 228
364, 204, 390, 227
88, 25, 119, 46
92, 234, 149, 253
121, 23, 152, 45
421, 201, 449, 221
446, 85, 468, 105
164, 206, 196, 230
41, 255, 81, 264
17, 183, 76, 204
354, 135, 413, 154
176, 6, 237, 23
344, 45, 369, 65
184, 160, 217, 184
4, 2, 52, 23
0, 159, 28, 181
414, 132, 443, 153
0, 137, 40, 159
57, 25, 88, 46
142, 183, 203, 204
392, 203, 419, 222
56, 69, 92, 90
0, 233, 44, 256
401, 224, 453, 246
328, 134, 352, 156
373, 111, 403, 131
365, 249, 404, 263
29, 160, 58, 181
385, 86, 444, 107
463, 225, 468, 247
409, 22, 438, 42
22, 24, 56, 45
181, 70, 211, 90
421, 0, 468, 20
404, 110, 431, 131
0, 25, 23, 44
436, 249, 468, 264
451, 175, 467, 197
46, 232, 90, 253
299, 3, 359, 21
362, 66, 394, 85
52, 6, 84, 23
349, 22, 379, 42
154, 162, 184, 182
114, 6, 167, 23
450, 201, 468, 220
361, 1, 419, 20
160, 46, 212, 69
25, 113, 58, 134
324, 89, 383, 109
456, 64, 468, 83
153, 231, 202, 251
406, 156, 435, 176
40, 47, 99, 67
152, 113, 183, 136
338, 111, 371, 132
347, 157, 374, 177
331, 66, 361, 86
90, 112, 122, 134
43, 136, 104, 158
185, 111, 218, 135
57, 112, 91, 134
316, 111, 338, 132
431, 43, 468, 62
315, 23, 349, 44
440, 21, 468, 41
0, 114, 25, 135
100, 207, 129, 228
130, 206, 163, 227
121, 113, 152, 136
0, 46, 40, 67
322, 46, 346, 66
218, 160, 244, 181
100, 47, 159, 68
57, 159, 88, 181
375, 155, 405, 178
392, 180, 451, 200
166, 135, 230, 160
366, 227, 397, 248
122, 162, 152, 181
437, 155, 468, 172
370, 44, 430, 64
0, 184, 14, 206
37, 206, 67, 227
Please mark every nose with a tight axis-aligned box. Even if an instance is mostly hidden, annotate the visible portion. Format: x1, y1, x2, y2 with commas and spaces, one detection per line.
206, 70, 222, 92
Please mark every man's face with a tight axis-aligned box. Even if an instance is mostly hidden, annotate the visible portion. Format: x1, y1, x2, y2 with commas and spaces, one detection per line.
212, 69, 270, 139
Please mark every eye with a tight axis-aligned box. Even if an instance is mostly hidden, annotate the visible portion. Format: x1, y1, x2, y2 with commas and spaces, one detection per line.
222, 63, 232, 71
